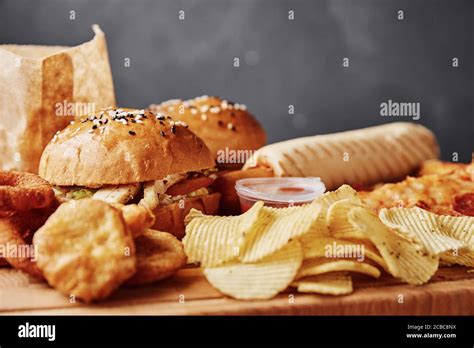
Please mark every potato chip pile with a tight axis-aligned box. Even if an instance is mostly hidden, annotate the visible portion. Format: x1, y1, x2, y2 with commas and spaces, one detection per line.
183, 185, 473, 300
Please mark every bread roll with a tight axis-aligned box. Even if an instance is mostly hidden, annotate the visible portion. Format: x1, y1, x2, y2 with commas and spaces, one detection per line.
149, 96, 266, 169
243, 122, 439, 189
39, 108, 215, 186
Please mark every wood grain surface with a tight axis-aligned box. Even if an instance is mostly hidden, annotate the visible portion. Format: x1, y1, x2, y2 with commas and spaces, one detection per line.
0, 266, 472, 315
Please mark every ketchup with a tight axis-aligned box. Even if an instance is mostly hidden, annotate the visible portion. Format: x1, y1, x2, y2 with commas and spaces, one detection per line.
235, 178, 326, 212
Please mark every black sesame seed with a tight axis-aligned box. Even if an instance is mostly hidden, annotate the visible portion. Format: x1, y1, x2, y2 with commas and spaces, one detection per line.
218, 120, 224, 126
142, 115, 147, 119
129, 131, 136, 136
157, 115, 165, 120
171, 125, 176, 134
92, 125, 98, 129
160, 131, 165, 137
131, 119, 136, 123
166, 116, 172, 119
104, 119, 108, 124
159, 121, 165, 125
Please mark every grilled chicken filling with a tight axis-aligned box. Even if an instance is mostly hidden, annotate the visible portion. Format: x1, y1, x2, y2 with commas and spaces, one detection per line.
53, 169, 217, 209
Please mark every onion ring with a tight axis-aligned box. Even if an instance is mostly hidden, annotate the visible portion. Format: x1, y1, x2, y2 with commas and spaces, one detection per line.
0, 208, 55, 279
0, 171, 56, 214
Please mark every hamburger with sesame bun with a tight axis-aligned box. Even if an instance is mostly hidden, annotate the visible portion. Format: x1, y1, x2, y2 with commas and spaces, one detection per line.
149, 96, 270, 215
38, 107, 220, 238
149, 96, 266, 170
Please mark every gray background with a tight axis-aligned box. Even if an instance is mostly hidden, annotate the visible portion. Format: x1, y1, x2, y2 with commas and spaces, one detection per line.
0, 0, 472, 161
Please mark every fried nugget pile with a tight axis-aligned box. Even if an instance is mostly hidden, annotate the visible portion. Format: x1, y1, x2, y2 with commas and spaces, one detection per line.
0, 171, 186, 303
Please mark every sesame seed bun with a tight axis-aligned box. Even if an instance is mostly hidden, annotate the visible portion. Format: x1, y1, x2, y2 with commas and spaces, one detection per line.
39, 108, 215, 187
149, 96, 266, 169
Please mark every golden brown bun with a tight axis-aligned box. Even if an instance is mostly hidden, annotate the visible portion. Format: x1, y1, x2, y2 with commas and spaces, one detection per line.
211, 167, 274, 215
39, 108, 215, 186
151, 192, 221, 239
149, 96, 266, 169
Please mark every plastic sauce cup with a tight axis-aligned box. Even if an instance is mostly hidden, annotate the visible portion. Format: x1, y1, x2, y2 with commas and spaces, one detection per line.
235, 177, 326, 212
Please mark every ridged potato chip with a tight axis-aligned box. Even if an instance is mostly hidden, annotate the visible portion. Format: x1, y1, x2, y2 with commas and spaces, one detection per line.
296, 257, 381, 279
300, 236, 388, 271
379, 207, 468, 255
437, 214, 473, 266
317, 184, 361, 206
239, 203, 322, 263
298, 185, 363, 253
436, 214, 473, 245
312, 185, 361, 233
182, 202, 263, 267
292, 273, 353, 295
348, 207, 439, 285
203, 240, 303, 300
327, 199, 369, 240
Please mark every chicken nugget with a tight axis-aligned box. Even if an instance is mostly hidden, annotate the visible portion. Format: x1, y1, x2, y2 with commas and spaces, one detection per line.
126, 229, 186, 286
33, 199, 136, 302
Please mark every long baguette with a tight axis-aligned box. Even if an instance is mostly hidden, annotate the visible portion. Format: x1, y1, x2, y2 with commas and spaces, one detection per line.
243, 122, 439, 189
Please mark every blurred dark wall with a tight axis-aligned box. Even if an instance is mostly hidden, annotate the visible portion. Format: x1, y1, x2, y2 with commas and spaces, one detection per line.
0, 0, 472, 161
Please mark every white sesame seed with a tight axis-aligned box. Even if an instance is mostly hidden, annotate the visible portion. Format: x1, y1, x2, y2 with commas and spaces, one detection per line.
200, 105, 209, 113
175, 121, 188, 127
191, 109, 198, 115
201, 114, 208, 121
136, 120, 144, 124
227, 122, 234, 130
70, 121, 75, 125
88, 129, 94, 133
162, 99, 181, 106
210, 106, 220, 113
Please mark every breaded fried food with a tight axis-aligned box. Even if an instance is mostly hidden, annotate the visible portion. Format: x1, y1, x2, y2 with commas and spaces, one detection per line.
126, 229, 187, 286
0, 209, 52, 279
0, 171, 56, 215
113, 203, 155, 238
33, 199, 136, 303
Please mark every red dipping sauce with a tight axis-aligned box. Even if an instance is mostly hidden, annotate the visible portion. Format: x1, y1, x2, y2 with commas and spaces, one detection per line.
235, 177, 326, 212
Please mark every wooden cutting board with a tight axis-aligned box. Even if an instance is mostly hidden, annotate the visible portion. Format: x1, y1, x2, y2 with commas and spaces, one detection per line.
0, 266, 473, 315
